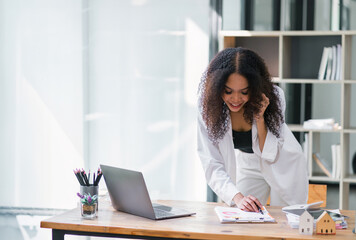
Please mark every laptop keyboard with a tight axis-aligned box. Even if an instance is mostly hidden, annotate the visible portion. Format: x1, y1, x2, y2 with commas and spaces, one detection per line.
153, 208, 175, 219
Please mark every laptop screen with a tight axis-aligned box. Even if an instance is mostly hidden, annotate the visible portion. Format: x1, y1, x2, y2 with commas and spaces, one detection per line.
100, 164, 156, 219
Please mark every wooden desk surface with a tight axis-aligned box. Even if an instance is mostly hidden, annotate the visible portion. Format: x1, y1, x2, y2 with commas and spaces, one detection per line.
41, 200, 356, 240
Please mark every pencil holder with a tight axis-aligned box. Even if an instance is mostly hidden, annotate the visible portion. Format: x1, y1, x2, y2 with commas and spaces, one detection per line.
80, 185, 99, 210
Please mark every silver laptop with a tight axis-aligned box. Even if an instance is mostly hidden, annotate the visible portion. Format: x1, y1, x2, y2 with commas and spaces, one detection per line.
100, 164, 196, 220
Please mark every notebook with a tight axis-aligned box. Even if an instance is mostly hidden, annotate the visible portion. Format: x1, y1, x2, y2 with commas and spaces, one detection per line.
100, 164, 196, 220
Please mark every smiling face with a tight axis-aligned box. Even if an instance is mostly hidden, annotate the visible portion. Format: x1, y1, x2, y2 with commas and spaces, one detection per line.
222, 73, 249, 113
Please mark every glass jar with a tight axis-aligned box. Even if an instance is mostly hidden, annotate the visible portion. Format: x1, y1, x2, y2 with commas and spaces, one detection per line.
81, 203, 97, 219
80, 185, 99, 210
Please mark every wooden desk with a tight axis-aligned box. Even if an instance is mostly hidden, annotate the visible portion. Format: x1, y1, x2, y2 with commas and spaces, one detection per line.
41, 200, 356, 240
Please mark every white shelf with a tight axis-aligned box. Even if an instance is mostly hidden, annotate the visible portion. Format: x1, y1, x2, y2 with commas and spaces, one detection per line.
344, 129, 356, 133
287, 124, 305, 132
273, 79, 356, 84
344, 80, 356, 83
220, 30, 281, 37
287, 124, 342, 133
309, 176, 340, 183
273, 79, 345, 84
220, 30, 356, 37
343, 177, 356, 183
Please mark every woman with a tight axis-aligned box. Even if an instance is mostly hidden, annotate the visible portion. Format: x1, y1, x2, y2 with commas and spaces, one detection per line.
197, 47, 308, 212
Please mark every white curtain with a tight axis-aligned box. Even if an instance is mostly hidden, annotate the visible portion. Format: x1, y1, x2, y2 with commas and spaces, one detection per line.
0, 0, 208, 209
0, 0, 84, 208
85, 0, 208, 202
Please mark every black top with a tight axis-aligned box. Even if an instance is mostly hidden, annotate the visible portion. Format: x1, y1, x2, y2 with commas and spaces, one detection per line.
232, 129, 254, 153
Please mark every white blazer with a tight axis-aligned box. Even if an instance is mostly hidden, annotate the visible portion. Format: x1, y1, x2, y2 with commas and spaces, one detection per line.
197, 86, 308, 206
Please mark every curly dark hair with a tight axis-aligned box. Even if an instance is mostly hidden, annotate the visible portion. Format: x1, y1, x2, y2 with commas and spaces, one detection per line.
198, 47, 284, 144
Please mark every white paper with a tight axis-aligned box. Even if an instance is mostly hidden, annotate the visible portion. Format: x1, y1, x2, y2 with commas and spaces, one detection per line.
214, 206, 275, 223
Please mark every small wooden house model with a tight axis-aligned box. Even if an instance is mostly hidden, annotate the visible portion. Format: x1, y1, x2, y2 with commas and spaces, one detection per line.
299, 210, 314, 235
316, 211, 336, 235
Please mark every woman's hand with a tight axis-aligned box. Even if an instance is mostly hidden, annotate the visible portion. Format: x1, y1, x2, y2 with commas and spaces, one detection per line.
255, 93, 270, 121
233, 192, 263, 212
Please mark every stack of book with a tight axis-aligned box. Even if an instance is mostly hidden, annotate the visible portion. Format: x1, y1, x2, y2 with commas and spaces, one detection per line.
303, 132, 341, 179
285, 210, 348, 229
312, 144, 340, 179
283, 202, 348, 229
303, 118, 339, 130
318, 44, 342, 80
331, 144, 341, 179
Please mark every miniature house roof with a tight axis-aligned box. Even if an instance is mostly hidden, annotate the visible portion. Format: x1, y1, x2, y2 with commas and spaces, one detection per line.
300, 210, 313, 221
317, 211, 333, 223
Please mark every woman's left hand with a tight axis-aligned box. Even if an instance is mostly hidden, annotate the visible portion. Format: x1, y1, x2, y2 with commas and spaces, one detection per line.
255, 93, 269, 121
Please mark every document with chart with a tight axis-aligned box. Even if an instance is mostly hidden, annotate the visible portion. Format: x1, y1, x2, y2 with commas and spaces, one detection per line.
214, 206, 275, 223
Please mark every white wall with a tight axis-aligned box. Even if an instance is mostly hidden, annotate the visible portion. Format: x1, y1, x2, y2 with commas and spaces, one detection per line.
254, 0, 274, 31
314, 0, 331, 30
222, 0, 241, 30
0, 0, 208, 209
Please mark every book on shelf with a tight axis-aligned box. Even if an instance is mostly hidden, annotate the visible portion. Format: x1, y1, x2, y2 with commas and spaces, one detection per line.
325, 47, 333, 80
312, 153, 332, 178
335, 44, 341, 80
303, 133, 308, 162
318, 47, 330, 80
336, 144, 341, 178
331, 45, 337, 80
331, 144, 337, 178
331, 144, 341, 179
318, 44, 342, 81
303, 118, 339, 130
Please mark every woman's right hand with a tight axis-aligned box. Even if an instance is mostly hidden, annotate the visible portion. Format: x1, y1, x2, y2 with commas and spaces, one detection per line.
233, 192, 262, 212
